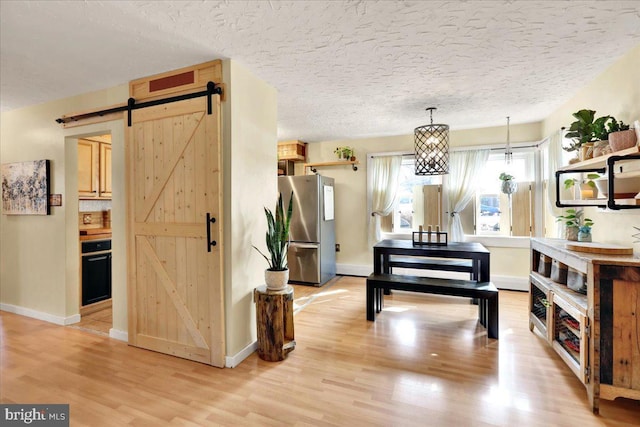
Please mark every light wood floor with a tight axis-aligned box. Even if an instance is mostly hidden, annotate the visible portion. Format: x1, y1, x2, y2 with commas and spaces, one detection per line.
70, 306, 112, 335
1, 276, 639, 426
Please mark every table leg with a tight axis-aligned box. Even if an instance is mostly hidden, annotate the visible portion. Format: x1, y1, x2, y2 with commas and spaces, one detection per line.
382, 253, 392, 295
366, 281, 375, 321
373, 250, 382, 274
479, 254, 490, 283
487, 294, 499, 339
473, 259, 480, 281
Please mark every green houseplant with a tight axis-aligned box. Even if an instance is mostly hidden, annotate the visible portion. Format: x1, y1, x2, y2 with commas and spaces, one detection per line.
564, 109, 612, 153
596, 117, 629, 141
334, 146, 354, 160
253, 192, 294, 290
556, 208, 593, 241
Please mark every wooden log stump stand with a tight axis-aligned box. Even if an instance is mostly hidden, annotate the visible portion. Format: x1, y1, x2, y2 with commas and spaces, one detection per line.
254, 285, 295, 362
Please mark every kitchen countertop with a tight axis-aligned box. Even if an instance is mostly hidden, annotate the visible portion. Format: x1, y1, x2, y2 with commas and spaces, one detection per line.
79, 228, 112, 241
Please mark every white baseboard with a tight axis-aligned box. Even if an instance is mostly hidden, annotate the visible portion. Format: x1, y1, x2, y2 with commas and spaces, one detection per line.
0, 303, 81, 325
225, 340, 257, 368
109, 328, 128, 342
335, 263, 528, 291
336, 263, 371, 276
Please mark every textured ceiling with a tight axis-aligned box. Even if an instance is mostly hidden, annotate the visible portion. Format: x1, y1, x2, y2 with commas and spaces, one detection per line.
1, 1, 639, 142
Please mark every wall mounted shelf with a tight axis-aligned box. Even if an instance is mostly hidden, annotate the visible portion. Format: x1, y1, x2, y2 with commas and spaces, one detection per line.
555, 149, 640, 210
558, 146, 639, 172
304, 160, 359, 173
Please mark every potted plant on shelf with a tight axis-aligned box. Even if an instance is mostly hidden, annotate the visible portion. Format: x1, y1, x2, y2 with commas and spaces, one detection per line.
556, 208, 593, 241
605, 118, 637, 152
253, 192, 294, 290
334, 146, 354, 161
564, 109, 612, 161
563, 173, 600, 199
578, 225, 593, 243
499, 172, 517, 195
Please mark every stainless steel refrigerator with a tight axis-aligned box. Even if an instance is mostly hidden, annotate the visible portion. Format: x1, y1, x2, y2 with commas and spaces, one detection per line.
278, 175, 336, 286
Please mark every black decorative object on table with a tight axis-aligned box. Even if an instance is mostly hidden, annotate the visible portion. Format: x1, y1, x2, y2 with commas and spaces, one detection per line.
412, 230, 447, 246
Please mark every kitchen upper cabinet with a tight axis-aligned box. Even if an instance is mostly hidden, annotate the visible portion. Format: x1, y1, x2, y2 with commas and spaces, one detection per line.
78, 139, 99, 197
78, 136, 111, 199
99, 142, 112, 198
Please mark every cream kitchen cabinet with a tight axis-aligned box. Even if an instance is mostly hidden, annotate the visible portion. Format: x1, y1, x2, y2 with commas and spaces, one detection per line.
78, 137, 111, 199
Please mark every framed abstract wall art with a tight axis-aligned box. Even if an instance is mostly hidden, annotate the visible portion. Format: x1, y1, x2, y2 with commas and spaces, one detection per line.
1, 160, 50, 215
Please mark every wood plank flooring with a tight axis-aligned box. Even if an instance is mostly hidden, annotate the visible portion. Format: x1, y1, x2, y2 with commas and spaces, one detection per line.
71, 306, 112, 335
1, 276, 639, 426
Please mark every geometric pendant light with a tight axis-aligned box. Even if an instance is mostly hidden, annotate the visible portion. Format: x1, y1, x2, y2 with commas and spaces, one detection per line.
414, 107, 449, 175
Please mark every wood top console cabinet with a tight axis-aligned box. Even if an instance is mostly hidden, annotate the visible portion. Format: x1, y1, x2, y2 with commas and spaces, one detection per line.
529, 238, 640, 413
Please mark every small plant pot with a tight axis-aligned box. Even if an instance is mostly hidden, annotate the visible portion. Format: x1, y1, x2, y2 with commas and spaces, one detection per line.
265, 269, 289, 290
592, 140, 611, 157
578, 230, 592, 242
579, 143, 594, 161
565, 226, 579, 241
579, 182, 597, 199
609, 129, 637, 152
501, 179, 517, 195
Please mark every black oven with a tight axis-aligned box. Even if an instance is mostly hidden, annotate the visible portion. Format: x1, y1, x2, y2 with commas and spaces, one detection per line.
81, 239, 112, 306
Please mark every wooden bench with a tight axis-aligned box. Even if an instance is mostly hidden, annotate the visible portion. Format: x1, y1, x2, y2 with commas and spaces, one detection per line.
366, 273, 499, 339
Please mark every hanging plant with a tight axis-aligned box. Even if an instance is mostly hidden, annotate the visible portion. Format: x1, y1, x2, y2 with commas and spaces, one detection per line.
499, 172, 517, 195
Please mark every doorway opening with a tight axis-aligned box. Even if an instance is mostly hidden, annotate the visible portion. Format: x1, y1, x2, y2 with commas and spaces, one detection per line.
72, 133, 113, 336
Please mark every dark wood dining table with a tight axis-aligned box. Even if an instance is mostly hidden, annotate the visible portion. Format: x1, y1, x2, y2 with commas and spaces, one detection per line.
372, 239, 491, 282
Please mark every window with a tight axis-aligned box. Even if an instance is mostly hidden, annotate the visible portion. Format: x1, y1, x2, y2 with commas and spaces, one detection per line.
472, 151, 536, 236
377, 147, 540, 238
392, 158, 442, 233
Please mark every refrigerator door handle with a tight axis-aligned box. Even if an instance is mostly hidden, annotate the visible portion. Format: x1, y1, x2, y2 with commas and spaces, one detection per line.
290, 243, 319, 249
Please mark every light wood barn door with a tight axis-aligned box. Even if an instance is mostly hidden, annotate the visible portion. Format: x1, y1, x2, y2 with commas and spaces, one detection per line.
127, 97, 225, 367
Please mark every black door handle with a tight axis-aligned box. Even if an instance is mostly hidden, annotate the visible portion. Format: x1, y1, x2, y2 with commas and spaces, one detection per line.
206, 212, 217, 252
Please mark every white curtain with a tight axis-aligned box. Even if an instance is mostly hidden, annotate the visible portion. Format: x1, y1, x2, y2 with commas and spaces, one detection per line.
446, 149, 490, 242
546, 130, 565, 217
545, 129, 566, 237
369, 155, 402, 244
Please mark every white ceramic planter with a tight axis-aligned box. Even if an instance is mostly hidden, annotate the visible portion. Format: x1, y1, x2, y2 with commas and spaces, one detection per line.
501, 179, 518, 195
265, 269, 289, 290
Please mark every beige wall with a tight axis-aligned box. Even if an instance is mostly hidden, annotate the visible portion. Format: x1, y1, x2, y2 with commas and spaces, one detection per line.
0, 60, 278, 362
543, 44, 640, 249
222, 60, 278, 357
0, 86, 128, 324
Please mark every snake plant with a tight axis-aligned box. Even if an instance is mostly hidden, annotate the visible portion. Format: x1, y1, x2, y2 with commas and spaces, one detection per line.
253, 192, 294, 271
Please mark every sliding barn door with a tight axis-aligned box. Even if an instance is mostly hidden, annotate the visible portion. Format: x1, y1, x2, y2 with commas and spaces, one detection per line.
127, 96, 225, 367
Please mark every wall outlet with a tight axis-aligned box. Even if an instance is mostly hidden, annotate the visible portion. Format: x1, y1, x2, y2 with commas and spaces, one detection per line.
83, 213, 92, 224
335, 243, 340, 252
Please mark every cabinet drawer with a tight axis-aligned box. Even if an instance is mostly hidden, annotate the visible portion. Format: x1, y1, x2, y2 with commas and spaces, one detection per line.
82, 239, 111, 253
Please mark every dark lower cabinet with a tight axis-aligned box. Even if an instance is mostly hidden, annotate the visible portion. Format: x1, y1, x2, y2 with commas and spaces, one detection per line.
82, 252, 112, 306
